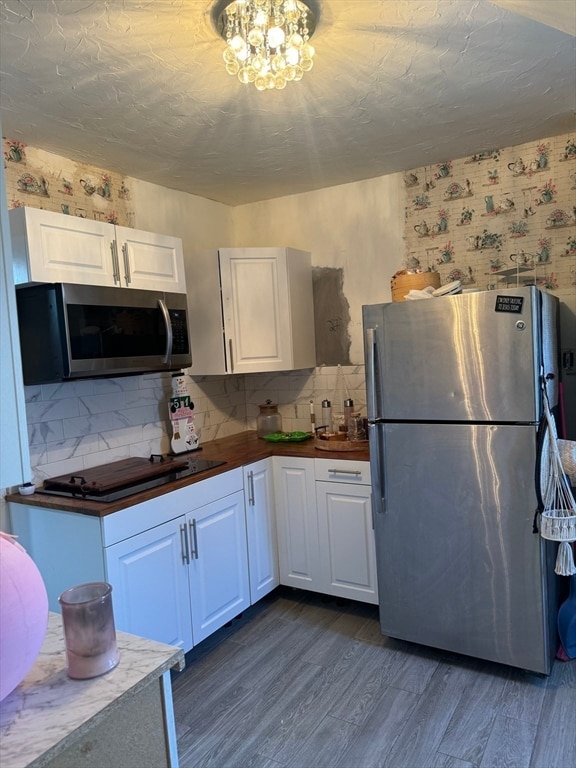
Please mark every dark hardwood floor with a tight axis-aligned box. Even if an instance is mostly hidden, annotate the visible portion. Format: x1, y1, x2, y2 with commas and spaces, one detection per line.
171, 587, 576, 768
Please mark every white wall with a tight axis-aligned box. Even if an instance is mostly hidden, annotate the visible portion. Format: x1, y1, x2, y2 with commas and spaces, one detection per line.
233, 173, 405, 364
130, 178, 234, 249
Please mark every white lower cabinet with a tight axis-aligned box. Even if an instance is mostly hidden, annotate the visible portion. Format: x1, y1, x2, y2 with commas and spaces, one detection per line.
244, 459, 279, 602
104, 471, 249, 651
275, 456, 377, 604
315, 460, 378, 605
273, 456, 321, 590
10, 469, 248, 654
9, 455, 375, 658
186, 489, 250, 644
105, 485, 251, 650
105, 517, 194, 651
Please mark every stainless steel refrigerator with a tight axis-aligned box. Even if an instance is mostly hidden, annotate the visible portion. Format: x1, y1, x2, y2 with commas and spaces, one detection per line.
363, 286, 559, 674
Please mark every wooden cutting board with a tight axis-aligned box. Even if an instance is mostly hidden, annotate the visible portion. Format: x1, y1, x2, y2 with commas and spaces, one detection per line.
44, 456, 190, 494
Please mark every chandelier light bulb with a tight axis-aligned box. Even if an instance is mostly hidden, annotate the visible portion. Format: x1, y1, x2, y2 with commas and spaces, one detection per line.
267, 26, 285, 48
230, 34, 245, 52
254, 9, 268, 26
285, 46, 299, 66
217, 0, 316, 90
236, 45, 249, 62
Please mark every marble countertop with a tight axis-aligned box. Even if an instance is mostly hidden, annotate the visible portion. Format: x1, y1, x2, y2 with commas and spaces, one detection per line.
0, 612, 185, 768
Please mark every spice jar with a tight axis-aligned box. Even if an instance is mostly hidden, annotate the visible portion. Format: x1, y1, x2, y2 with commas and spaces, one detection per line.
257, 400, 282, 438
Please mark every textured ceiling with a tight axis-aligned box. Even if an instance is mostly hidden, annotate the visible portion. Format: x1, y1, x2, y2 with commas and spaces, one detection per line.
0, 0, 574, 206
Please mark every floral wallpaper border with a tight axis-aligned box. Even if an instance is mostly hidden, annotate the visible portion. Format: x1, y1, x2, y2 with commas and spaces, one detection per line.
3, 138, 134, 227
403, 133, 576, 293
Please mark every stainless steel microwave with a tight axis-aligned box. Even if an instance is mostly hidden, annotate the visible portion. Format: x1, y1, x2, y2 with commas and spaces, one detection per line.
15, 283, 192, 384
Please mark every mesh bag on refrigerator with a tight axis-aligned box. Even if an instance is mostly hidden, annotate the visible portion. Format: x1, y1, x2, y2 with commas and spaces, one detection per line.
539, 389, 576, 575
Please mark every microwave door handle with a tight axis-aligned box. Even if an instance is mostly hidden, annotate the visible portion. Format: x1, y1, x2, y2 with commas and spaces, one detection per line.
158, 299, 173, 363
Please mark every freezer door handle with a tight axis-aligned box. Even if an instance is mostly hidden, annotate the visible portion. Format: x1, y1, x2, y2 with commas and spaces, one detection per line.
365, 326, 382, 421
368, 423, 386, 515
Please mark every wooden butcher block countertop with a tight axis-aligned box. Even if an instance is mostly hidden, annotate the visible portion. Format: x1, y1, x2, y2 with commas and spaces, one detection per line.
7, 431, 370, 517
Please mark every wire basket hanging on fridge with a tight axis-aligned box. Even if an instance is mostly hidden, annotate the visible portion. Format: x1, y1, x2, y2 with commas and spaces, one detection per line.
538, 384, 576, 576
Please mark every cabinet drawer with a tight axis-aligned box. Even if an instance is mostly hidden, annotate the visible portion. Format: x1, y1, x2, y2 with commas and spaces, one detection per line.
102, 467, 244, 546
314, 459, 370, 485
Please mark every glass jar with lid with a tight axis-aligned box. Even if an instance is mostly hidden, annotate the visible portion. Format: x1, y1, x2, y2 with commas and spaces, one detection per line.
257, 400, 282, 438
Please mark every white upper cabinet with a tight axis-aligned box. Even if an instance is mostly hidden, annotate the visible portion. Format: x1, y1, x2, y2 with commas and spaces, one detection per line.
10, 207, 116, 286
9, 207, 186, 293
114, 225, 185, 292
187, 247, 316, 374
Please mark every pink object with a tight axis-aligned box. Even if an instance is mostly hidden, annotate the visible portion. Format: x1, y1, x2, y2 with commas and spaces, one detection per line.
557, 643, 570, 661
0, 532, 49, 702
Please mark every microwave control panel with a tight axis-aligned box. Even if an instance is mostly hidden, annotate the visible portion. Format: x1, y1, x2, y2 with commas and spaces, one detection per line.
170, 309, 190, 354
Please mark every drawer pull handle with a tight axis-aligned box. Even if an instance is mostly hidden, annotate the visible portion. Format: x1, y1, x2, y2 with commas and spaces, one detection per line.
327, 469, 362, 476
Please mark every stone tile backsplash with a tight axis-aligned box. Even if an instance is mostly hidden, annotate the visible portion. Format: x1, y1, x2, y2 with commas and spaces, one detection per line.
22, 365, 365, 486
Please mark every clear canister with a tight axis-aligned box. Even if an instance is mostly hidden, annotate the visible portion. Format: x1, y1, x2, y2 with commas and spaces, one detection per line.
257, 400, 282, 437
321, 399, 332, 432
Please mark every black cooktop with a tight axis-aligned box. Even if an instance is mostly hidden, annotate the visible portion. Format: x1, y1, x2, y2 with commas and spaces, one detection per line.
37, 456, 227, 503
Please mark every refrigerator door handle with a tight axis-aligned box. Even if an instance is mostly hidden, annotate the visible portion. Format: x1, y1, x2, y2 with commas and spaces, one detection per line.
368, 423, 386, 515
365, 326, 382, 421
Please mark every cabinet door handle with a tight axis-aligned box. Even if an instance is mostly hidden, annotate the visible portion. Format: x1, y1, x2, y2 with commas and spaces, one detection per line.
189, 519, 198, 559
180, 523, 190, 565
327, 469, 362, 476
110, 241, 121, 284
247, 470, 254, 506
122, 243, 131, 285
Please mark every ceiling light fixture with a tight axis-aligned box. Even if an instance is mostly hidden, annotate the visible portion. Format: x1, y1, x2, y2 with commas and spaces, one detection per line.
214, 0, 316, 91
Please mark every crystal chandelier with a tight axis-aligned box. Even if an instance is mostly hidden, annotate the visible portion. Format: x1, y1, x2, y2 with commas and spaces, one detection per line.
215, 0, 316, 91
